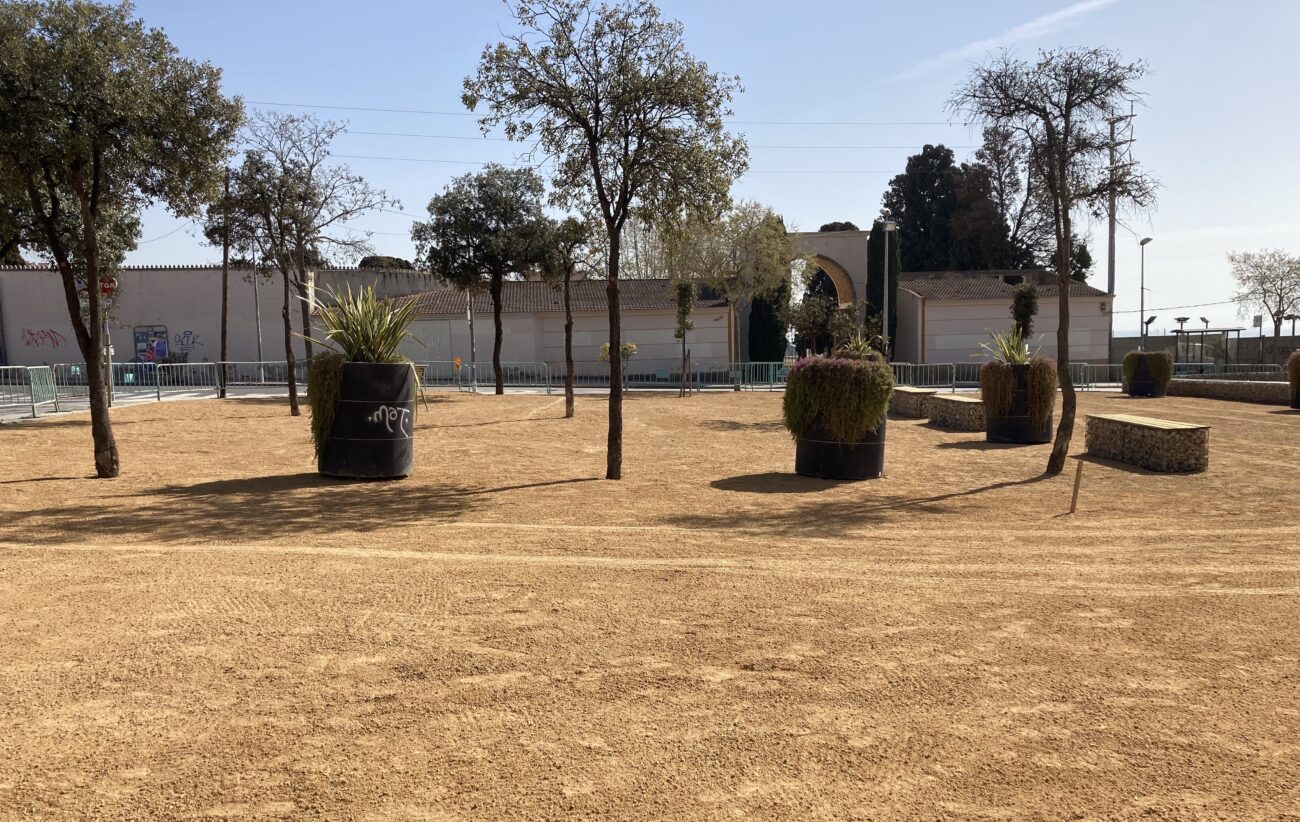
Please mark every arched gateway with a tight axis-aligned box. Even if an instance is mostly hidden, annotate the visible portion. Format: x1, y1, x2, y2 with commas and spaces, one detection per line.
790, 230, 871, 309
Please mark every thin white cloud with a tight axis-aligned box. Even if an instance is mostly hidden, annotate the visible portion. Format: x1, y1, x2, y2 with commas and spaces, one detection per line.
888, 0, 1122, 83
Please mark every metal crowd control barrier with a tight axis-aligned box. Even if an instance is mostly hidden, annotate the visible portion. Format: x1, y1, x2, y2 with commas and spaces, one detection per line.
892, 362, 956, 392
0, 366, 60, 418
111, 362, 157, 397
157, 362, 220, 398
467, 362, 551, 393
219, 360, 308, 387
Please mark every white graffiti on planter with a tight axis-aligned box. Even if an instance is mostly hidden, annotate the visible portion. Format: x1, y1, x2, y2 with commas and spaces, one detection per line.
367, 404, 412, 436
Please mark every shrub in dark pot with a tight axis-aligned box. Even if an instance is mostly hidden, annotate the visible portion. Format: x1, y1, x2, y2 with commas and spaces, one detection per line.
1123, 350, 1173, 398
307, 286, 420, 479
783, 342, 894, 480
980, 330, 1057, 444
1289, 350, 1300, 410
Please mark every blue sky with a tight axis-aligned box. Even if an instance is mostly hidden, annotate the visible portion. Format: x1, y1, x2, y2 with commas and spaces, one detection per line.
125, 0, 1300, 336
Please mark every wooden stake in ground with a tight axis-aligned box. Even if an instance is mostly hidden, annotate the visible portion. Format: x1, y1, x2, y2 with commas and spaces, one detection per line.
1070, 460, 1085, 514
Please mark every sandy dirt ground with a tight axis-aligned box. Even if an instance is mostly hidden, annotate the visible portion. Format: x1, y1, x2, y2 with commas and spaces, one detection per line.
1, 390, 1298, 819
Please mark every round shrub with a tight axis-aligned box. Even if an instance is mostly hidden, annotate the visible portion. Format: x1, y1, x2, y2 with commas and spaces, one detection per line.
1123, 350, 1173, 390
1289, 350, 1300, 387
783, 357, 894, 444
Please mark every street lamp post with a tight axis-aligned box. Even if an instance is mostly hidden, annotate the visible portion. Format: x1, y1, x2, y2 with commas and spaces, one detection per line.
1139, 237, 1153, 350
879, 209, 897, 361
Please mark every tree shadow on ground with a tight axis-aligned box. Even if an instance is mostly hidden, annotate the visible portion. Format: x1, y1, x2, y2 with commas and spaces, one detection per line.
3, 473, 600, 545
711, 472, 840, 494
700, 419, 785, 433
1072, 454, 1163, 476
934, 440, 1047, 451
666, 474, 1053, 536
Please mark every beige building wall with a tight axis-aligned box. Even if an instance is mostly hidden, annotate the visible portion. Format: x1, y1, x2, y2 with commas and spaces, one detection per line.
412, 307, 731, 368
0, 266, 439, 367
899, 293, 1113, 365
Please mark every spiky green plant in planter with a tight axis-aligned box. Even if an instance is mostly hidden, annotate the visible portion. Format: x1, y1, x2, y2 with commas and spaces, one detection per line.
979, 330, 1057, 444
1123, 350, 1173, 397
1288, 350, 1300, 409
784, 354, 894, 480
306, 286, 420, 479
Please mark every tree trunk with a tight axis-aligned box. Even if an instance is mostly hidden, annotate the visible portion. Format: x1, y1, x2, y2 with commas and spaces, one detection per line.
219, 213, 229, 400
606, 228, 623, 480
73, 183, 120, 478
564, 267, 574, 418
491, 276, 504, 395
680, 334, 687, 398
81, 290, 119, 478
1046, 159, 1075, 476
281, 269, 300, 416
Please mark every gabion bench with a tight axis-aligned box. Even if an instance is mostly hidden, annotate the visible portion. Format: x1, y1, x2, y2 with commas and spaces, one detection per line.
928, 394, 984, 432
889, 386, 938, 418
1085, 413, 1209, 473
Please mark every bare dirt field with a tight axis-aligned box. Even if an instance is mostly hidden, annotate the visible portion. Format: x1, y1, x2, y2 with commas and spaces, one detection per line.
2, 390, 1298, 819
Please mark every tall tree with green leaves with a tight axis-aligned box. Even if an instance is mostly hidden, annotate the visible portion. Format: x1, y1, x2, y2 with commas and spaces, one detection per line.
748, 278, 790, 362
670, 202, 798, 362
954, 47, 1155, 474
464, 0, 748, 479
0, 0, 241, 477
412, 164, 552, 395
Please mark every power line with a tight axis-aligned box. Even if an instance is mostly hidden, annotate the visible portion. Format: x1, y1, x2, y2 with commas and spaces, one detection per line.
138, 220, 193, 244
347, 129, 974, 150
334, 152, 919, 175
1112, 298, 1243, 315
249, 99, 963, 128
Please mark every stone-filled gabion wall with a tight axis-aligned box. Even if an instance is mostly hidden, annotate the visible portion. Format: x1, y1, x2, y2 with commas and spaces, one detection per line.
928, 396, 985, 432
1085, 416, 1209, 473
1168, 379, 1289, 405
889, 388, 936, 419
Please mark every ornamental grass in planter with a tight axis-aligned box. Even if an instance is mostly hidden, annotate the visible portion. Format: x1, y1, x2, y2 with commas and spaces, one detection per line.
1289, 350, 1300, 410
1123, 350, 1173, 398
782, 341, 894, 480
307, 286, 419, 479
979, 330, 1057, 444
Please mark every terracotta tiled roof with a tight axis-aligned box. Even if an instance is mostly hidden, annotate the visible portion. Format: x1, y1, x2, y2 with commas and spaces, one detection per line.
401, 278, 727, 316
900, 274, 1109, 301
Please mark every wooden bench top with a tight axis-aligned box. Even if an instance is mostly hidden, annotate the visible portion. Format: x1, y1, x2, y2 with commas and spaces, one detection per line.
1088, 413, 1208, 431
893, 386, 938, 394
931, 394, 983, 404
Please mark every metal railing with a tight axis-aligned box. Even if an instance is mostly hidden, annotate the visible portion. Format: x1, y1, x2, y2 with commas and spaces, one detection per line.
158, 362, 220, 398
466, 361, 551, 393
0, 366, 60, 417
111, 362, 158, 396
892, 362, 956, 392
220, 360, 308, 387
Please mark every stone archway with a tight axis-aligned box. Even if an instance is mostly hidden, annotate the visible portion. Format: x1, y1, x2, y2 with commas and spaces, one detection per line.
812, 254, 856, 308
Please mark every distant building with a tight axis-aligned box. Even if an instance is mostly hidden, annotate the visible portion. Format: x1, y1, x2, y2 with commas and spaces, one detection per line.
895, 270, 1113, 365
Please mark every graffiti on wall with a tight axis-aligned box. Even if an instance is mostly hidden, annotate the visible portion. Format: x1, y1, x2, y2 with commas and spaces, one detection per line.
22, 328, 69, 349
173, 330, 203, 354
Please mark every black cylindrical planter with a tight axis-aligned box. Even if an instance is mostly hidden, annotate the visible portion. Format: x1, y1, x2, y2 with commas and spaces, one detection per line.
319, 362, 415, 479
987, 364, 1053, 444
1127, 353, 1167, 398
1291, 382, 1300, 410
794, 419, 886, 480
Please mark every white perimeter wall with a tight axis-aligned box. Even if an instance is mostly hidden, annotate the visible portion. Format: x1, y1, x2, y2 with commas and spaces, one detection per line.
413, 307, 731, 367
0, 268, 440, 367
914, 295, 1113, 365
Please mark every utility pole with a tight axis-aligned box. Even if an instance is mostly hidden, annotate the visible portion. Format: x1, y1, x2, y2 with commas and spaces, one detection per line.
1106, 106, 1135, 365
1106, 115, 1117, 365
219, 170, 230, 399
